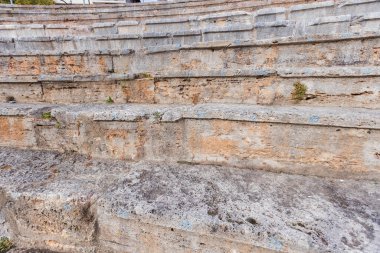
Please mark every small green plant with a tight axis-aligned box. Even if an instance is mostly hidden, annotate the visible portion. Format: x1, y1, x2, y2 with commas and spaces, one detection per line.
291, 81, 307, 102
106, 96, 114, 104
153, 111, 163, 122
0, 237, 13, 253
41, 111, 52, 120
136, 72, 153, 79
14, 0, 54, 5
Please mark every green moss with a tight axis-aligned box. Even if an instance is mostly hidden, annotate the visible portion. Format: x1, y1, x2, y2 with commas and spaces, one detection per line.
41, 111, 52, 120
106, 96, 114, 104
0, 237, 13, 253
14, 0, 54, 5
291, 81, 307, 102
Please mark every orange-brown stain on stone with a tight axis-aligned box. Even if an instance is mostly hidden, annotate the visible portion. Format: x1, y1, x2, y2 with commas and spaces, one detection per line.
234, 48, 253, 66
123, 79, 155, 103
262, 46, 279, 68
8, 56, 41, 75
331, 129, 366, 173
188, 120, 238, 159
45, 56, 59, 74
105, 130, 131, 160
135, 121, 147, 160
97, 56, 109, 74
0, 116, 27, 145
181, 59, 205, 71
63, 55, 86, 74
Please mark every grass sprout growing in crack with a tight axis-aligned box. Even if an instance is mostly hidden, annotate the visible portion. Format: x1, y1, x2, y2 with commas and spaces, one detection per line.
106, 96, 114, 104
41, 111, 52, 120
153, 111, 163, 122
0, 237, 13, 253
291, 81, 307, 102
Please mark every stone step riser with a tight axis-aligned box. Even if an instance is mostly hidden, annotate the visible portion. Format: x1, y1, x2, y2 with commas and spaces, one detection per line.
0, 104, 379, 180
1, 77, 379, 109
1, 36, 379, 77
2, 14, 379, 52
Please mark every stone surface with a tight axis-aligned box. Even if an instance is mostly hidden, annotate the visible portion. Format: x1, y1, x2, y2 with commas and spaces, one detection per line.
0, 103, 379, 180
1, 0, 380, 252
1, 76, 379, 108
0, 147, 379, 253
0, 0, 319, 24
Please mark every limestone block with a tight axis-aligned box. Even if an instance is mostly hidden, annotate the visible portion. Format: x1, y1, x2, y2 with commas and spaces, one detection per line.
255, 21, 295, 40
289, 1, 335, 20
1, 147, 378, 252
255, 7, 286, 22
1, 103, 379, 179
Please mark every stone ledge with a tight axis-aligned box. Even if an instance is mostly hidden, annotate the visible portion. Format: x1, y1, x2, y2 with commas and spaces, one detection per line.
289, 1, 334, 12
0, 0, 309, 12
0, 103, 378, 179
1, 0, 373, 24
0, 0, 311, 15
2, 29, 379, 54
0, 49, 133, 57
0, 147, 379, 252
2, 10, 379, 40
1, 103, 379, 130
0, 0, 310, 23
2, 66, 380, 84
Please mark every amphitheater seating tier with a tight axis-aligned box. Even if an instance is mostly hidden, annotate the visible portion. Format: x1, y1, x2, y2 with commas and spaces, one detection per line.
0, 0, 379, 252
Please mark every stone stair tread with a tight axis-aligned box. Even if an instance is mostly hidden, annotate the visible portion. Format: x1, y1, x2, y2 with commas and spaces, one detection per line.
1, 102, 379, 129
0, 147, 378, 252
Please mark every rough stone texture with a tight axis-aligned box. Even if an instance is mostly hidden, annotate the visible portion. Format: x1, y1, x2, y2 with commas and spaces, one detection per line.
1, 35, 380, 108
1, 76, 379, 108
1, 0, 380, 252
0, 103, 379, 180
0, 147, 379, 253
0, 0, 320, 24
0, 148, 131, 252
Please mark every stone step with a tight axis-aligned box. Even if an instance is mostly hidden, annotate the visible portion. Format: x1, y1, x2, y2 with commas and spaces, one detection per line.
0, 102, 379, 180
0, 147, 379, 252
1, 72, 379, 109
1, 33, 379, 108
1, 20, 379, 54
0, 0, 377, 26
0, 0, 315, 23
1, 33, 379, 76
1, 10, 379, 48
0, 11, 252, 38
0, 0, 310, 14
2, 10, 379, 39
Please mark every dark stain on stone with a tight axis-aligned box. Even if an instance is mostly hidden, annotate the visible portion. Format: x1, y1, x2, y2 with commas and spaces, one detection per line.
0, 165, 12, 170
207, 207, 218, 216
246, 217, 258, 226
